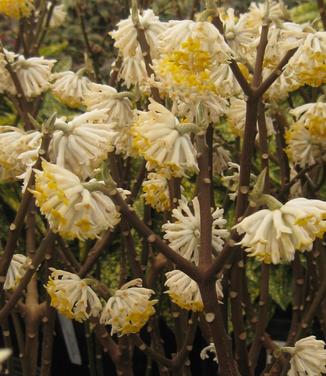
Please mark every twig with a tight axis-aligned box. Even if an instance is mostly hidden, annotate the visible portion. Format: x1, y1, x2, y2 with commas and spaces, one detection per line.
272, 112, 290, 197
101, 187, 201, 281
132, 1, 161, 102
76, 2, 101, 82
0, 232, 55, 323
248, 264, 270, 370
254, 49, 298, 98
317, 0, 326, 30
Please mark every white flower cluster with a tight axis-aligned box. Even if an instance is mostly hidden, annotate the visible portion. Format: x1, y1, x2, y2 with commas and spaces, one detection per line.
32, 161, 123, 240
235, 198, 326, 264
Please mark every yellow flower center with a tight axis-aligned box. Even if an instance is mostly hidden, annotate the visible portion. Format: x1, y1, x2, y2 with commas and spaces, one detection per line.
157, 37, 217, 94
0, 0, 34, 19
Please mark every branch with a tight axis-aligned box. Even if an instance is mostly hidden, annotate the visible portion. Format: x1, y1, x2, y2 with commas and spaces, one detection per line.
0, 131, 51, 287
199, 281, 239, 376
254, 48, 298, 98
98, 186, 201, 281
197, 132, 213, 268
317, 0, 326, 30
248, 264, 270, 370
132, 1, 161, 102
0, 232, 56, 323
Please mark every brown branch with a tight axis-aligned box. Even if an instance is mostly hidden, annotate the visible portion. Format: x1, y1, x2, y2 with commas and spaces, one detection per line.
40, 306, 56, 376
0, 45, 33, 130
133, 313, 198, 370
317, 0, 326, 30
78, 230, 115, 278
248, 102, 271, 371
24, 208, 43, 376
133, 8, 161, 102
280, 164, 318, 197
272, 112, 290, 198
254, 48, 298, 98
97, 186, 201, 281
0, 132, 51, 288
197, 132, 213, 268
33, 0, 58, 53
248, 264, 270, 370
121, 219, 143, 278
200, 281, 239, 376
0, 232, 56, 323
210, 12, 252, 96
230, 253, 252, 376
252, 23, 270, 89
76, 2, 101, 82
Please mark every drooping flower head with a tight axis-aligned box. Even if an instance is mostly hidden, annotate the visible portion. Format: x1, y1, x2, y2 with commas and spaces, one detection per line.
100, 279, 157, 336
0, 126, 42, 182
219, 7, 259, 62
162, 197, 229, 263
0, 49, 16, 95
49, 110, 117, 179
46, 268, 102, 322
286, 102, 326, 167
289, 32, 326, 88
4, 254, 31, 290
110, 9, 166, 59
119, 50, 149, 90
235, 198, 326, 264
32, 161, 122, 240
282, 336, 326, 376
48, 4, 67, 28
142, 172, 171, 212
51, 70, 92, 108
83, 83, 133, 126
155, 22, 230, 122
132, 100, 198, 177
0, 0, 34, 19
245, 1, 289, 29
165, 270, 223, 312
12, 56, 56, 98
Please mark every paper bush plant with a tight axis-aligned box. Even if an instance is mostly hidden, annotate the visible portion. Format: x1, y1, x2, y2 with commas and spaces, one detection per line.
0, 0, 326, 375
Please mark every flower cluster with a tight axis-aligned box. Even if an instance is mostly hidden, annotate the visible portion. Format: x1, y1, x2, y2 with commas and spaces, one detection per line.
100, 279, 157, 336
0, 0, 34, 19
235, 198, 326, 264
286, 102, 326, 167
162, 197, 229, 264
51, 70, 92, 108
154, 21, 230, 122
110, 9, 166, 89
32, 161, 122, 240
4, 254, 31, 290
142, 172, 171, 212
132, 100, 198, 177
0, 126, 41, 181
46, 268, 102, 322
49, 110, 117, 179
12, 56, 56, 98
283, 336, 326, 376
165, 270, 223, 312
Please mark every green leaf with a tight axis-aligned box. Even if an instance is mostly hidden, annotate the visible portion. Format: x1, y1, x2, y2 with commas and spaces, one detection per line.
39, 41, 69, 57
290, 2, 319, 24
53, 55, 73, 73
269, 265, 292, 311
